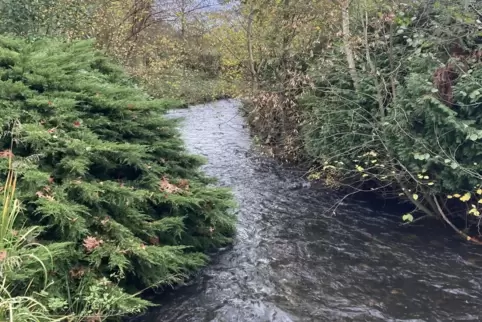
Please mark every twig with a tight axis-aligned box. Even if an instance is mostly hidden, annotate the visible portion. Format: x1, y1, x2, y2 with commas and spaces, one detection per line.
433, 196, 482, 245
400, 214, 430, 226
470, 4, 482, 18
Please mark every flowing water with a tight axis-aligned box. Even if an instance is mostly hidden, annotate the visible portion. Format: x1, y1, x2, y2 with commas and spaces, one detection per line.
133, 100, 482, 322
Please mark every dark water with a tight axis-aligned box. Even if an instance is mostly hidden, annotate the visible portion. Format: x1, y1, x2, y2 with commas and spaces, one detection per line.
133, 100, 482, 322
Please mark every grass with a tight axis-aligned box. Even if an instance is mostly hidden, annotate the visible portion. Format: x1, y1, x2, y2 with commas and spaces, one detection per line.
0, 154, 70, 321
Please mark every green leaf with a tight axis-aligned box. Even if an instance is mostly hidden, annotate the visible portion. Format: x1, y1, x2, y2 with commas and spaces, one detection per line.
469, 134, 478, 141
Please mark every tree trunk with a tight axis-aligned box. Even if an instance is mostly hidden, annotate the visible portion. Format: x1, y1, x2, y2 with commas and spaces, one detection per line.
246, 4, 257, 92
341, 0, 359, 90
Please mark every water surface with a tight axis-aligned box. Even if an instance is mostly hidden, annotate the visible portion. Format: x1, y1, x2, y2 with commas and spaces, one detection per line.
133, 100, 482, 322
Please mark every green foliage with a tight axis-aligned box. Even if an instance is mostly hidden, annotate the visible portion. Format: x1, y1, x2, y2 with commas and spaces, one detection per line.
0, 36, 235, 317
0, 0, 89, 38
0, 0, 241, 104
301, 0, 482, 229
0, 155, 69, 321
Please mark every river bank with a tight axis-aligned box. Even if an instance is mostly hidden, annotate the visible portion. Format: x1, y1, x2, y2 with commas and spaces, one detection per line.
131, 100, 482, 322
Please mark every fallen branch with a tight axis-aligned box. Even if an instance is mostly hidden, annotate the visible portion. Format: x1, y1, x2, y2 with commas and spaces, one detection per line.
433, 196, 482, 245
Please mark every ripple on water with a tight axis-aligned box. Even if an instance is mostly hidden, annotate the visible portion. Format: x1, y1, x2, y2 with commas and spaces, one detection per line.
132, 100, 482, 322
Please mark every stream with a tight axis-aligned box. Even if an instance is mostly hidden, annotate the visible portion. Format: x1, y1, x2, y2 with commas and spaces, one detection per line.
133, 100, 482, 322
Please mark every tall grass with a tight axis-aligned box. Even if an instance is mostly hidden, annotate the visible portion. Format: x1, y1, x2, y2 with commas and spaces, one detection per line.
0, 153, 71, 322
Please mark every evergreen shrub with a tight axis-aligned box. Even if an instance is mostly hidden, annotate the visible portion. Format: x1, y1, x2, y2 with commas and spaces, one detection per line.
0, 36, 235, 317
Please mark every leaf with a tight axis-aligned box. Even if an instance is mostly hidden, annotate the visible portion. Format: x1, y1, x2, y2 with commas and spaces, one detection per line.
412, 194, 419, 200
423, 176, 429, 180
453, 193, 461, 198
308, 172, 321, 181
460, 192, 471, 202
362, 174, 369, 178
469, 89, 481, 99
476, 189, 482, 195
468, 208, 480, 216
402, 214, 414, 222
427, 182, 434, 186
469, 134, 478, 141
447, 195, 453, 199
414, 153, 430, 160
356, 165, 364, 172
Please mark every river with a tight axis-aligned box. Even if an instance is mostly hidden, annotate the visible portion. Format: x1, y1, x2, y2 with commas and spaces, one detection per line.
132, 100, 482, 322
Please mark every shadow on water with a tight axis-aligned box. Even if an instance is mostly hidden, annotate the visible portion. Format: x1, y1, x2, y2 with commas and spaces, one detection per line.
130, 99, 482, 322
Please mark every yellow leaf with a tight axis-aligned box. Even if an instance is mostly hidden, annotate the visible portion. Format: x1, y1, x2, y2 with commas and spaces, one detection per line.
427, 182, 434, 186
362, 174, 369, 178
356, 165, 364, 172
412, 194, 419, 200
467, 236, 472, 241
478, 199, 482, 204
469, 208, 480, 216
417, 174, 423, 179
477, 189, 482, 195
402, 213, 414, 222
423, 176, 429, 180
447, 195, 453, 199
453, 194, 461, 198
460, 192, 471, 202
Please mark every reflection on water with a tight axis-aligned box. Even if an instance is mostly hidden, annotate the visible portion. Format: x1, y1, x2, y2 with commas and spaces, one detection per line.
132, 100, 482, 322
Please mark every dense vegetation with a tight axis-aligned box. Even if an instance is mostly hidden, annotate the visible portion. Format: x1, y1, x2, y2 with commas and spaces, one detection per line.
234, 0, 482, 242
1, 0, 482, 319
0, 0, 244, 104
0, 32, 234, 321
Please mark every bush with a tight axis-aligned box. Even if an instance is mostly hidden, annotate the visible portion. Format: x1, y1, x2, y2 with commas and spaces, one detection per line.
301, 1, 482, 235
134, 66, 237, 105
0, 36, 235, 317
